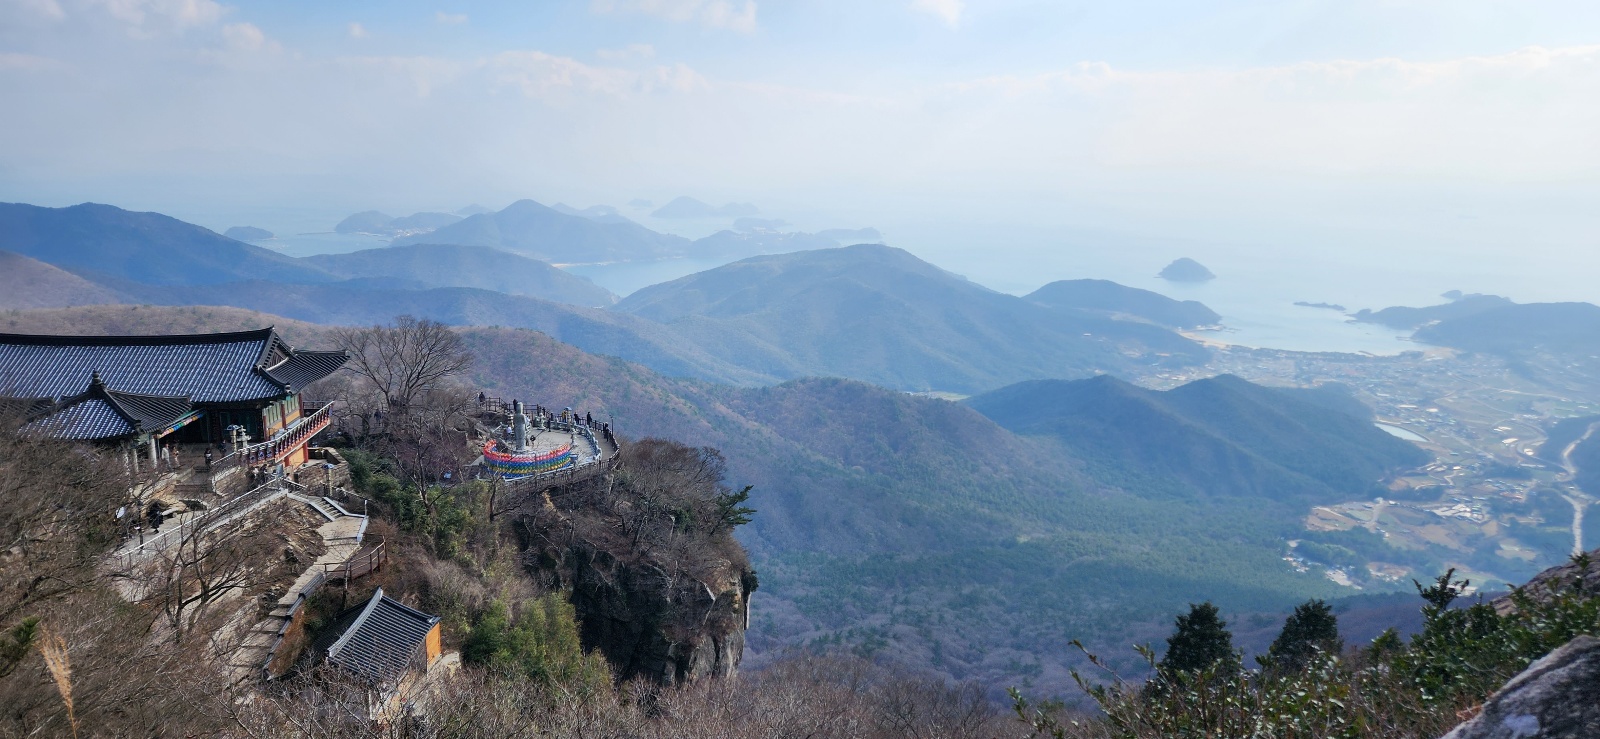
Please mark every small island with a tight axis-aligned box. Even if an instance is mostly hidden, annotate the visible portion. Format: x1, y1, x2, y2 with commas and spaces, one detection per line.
223, 225, 273, 241
1158, 257, 1216, 282
1294, 301, 1346, 312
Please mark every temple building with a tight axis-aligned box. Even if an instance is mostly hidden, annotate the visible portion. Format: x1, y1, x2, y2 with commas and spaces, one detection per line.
314, 587, 444, 719
0, 328, 347, 490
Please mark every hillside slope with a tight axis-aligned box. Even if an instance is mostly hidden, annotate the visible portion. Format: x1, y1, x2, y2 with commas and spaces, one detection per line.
0, 202, 333, 286
108, 281, 768, 385
2, 304, 1336, 694
968, 374, 1427, 504
1352, 294, 1515, 330
307, 243, 616, 306
394, 199, 688, 264
1026, 278, 1221, 329
613, 244, 1208, 393
1415, 302, 1600, 355
0, 251, 125, 309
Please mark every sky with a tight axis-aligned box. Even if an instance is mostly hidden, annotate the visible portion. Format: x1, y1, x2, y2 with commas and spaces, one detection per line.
2, 0, 1599, 300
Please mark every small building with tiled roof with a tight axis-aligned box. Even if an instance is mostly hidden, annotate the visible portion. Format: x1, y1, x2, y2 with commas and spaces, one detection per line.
0, 327, 346, 472
314, 587, 443, 717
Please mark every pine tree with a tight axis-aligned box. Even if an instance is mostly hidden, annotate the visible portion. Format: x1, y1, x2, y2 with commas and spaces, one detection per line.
1266, 599, 1342, 671
1159, 601, 1238, 675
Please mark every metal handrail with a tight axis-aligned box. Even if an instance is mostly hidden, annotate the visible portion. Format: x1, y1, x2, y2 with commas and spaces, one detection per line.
115, 476, 285, 567
322, 538, 388, 581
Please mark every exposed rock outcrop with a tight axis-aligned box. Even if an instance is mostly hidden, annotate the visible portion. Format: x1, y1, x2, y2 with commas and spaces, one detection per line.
1440, 635, 1600, 739
512, 439, 757, 685
1493, 549, 1599, 616
519, 531, 752, 685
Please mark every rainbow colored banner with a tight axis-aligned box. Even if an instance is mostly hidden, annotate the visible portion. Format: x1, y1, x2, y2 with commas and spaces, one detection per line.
482, 439, 574, 478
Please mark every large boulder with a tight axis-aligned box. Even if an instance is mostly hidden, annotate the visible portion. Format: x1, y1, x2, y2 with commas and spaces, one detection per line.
1440, 635, 1600, 738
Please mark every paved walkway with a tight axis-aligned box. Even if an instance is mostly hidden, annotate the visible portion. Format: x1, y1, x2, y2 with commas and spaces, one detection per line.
228, 504, 366, 684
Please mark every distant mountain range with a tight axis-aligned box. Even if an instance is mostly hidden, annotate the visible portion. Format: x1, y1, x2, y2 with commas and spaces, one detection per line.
688, 230, 842, 259
549, 203, 637, 226
650, 196, 759, 219
308, 243, 616, 306
334, 210, 462, 236
1159, 257, 1215, 282
0, 201, 1216, 395
968, 374, 1427, 505
0, 202, 333, 286
614, 244, 1209, 393
1026, 278, 1221, 329
1352, 295, 1600, 358
393, 199, 689, 264
1416, 302, 1600, 355
1352, 293, 1514, 330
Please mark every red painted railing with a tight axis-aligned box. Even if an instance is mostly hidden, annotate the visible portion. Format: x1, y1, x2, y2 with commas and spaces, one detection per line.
214, 402, 331, 472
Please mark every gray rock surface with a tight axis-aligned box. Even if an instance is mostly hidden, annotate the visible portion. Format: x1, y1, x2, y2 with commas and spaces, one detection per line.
1440, 635, 1600, 739
1492, 550, 1599, 616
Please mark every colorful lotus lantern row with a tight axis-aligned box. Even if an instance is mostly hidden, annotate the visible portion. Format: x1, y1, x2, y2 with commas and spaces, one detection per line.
481, 438, 575, 479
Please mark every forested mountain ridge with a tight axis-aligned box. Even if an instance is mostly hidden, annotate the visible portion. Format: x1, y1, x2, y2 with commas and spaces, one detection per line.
1416, 302, 1600, 355
968, 374, 1427, 505
307, 243, 617, 306
1025, 278, 1221, 329
613, 244, 1210, 393
0, 250, 125, 309
0, 202, 1213, 398
1, 304, 1338, 695
392, 199, 689, 264
1351, 293, 1514, 330
0, 201, 334, 286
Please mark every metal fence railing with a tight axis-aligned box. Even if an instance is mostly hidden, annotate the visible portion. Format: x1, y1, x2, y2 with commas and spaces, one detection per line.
114, 476, 287, 570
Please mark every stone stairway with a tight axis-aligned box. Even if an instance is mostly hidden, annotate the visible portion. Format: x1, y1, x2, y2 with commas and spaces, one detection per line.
228, 495, 368, 683
286, 492, 340, 522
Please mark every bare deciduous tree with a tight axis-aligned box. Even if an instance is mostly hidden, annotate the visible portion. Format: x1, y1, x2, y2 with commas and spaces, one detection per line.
0, 419, 127, 626
334, 316, 473, 417
136, 511, 284, 645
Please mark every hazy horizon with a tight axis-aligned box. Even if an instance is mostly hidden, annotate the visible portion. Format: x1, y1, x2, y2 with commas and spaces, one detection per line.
3, 0, 1598, 310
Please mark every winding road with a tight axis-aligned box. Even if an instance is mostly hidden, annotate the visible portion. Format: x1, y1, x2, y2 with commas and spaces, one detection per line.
1556, 421, 1599, 555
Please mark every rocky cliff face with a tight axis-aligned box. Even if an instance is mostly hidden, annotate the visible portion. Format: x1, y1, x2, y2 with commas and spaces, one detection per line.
1493, 548, 1599, 615
519, 529, 753, 684
512, 439, 757, 685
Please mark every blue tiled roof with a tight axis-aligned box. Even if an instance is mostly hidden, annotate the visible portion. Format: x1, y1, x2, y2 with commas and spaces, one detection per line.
28, 398, 137, 439
326, 587, 439, 686
0, 328, 346, 404
264, 350, 349, 392
20, 375, 195, 440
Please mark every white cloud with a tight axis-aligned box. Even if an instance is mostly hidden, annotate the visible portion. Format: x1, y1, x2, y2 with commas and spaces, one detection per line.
221, 21, 271, 52
12, 0, 66, 21
91, 0, 223, 34
491, 50, 708, 96
435, 11, 467, 25
348, 22, 367, 39
339, 55, 470, 97
910, 0, 962, 28
597, 43, 655, 61
928, 44, 1600, 179
591, 0, 756, 33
